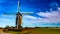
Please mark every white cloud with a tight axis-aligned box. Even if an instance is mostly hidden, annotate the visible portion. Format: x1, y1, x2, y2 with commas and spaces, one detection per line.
0, 14, 15, 27
23, 7, 60, 24
36, 7, 60, 23
23, 15, 37, 20
58, 7, 60, 11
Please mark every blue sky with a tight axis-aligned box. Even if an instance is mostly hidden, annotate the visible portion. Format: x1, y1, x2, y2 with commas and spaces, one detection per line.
0, 0, 60, 27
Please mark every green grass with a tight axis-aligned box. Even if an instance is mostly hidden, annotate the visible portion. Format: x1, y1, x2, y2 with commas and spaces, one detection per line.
4, 28, 60, 34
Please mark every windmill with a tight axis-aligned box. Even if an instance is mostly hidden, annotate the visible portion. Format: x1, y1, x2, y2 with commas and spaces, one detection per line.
3, 0, 33, 29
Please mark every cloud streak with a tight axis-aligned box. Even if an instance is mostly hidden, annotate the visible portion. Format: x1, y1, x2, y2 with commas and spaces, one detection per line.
0, 14, 15, 27
37, 7, 60, 23
23, 6, 60, 24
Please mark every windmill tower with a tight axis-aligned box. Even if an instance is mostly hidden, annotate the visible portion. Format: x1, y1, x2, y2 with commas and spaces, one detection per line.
3, 0, 33, 30
16, 0, 22, 29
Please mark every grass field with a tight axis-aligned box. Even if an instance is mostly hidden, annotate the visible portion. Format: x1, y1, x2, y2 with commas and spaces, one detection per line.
3, 28, 60, 34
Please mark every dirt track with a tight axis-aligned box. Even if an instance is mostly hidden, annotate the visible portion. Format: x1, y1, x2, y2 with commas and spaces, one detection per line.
0, 29, 11, 34
0, 31, 11, 34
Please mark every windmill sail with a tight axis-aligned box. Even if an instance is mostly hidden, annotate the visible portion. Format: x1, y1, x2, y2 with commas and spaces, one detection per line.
18, 0, 20, 12
3, 0, 33, 15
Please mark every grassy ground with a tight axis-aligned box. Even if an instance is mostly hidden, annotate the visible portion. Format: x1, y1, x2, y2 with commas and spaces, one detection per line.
4, 28, 60, 34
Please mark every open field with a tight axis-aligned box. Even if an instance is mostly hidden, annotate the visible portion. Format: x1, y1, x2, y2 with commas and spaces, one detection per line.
0, 28, 60, 34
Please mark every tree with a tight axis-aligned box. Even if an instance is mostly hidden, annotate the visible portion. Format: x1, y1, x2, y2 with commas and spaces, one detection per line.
4, 25, 10, 29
